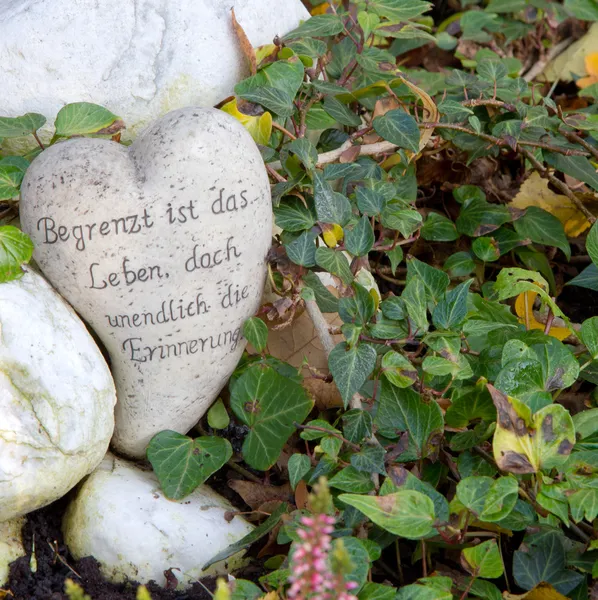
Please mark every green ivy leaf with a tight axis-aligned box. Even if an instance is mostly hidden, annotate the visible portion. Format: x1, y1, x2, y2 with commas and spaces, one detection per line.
0, 165, 24, 200
147, 431, 232, 500
315, 247, 353, 284
274, 197, 316, 232
288, 138, 319, 172
513, 207, 571, 260
456, 198, 511, 237
345, 215, 375, 257
288, 454, 311, 490
231, 365, 313, 470
330, 466, 375, 493
0, 113, 46, 138
339, 490, 436, 539
456, 475, 518, 522
285, 230, 317, 267
351, 445, 386, 475
329, 342, 377, 408
432, 279, 473, 330
421, 213, 458, 242
401, 275, 429, 334
444, 252, 476, 277
54, 102, 123, 137
283, 14, 345, 40
323, 96, 362, 127
207, 399, 230, 430
373, 110, 420, 153
313, 171, 352, 226
445, 385, 496, 428
462, 540, 504, 579
472, 237, 501, 262
545, 153, 598, 192
243, 317, 268, 353
0, 226, 34, 282
406, 257, 450, 303
342, 409, 373, 443
375, 381, 443, 459
381, 351, 418, 388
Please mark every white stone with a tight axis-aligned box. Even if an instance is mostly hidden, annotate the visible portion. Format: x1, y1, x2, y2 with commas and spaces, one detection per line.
0, 0, 308, 151
63, 455, 254, 588
20, 107, 272, 458
0, 268, 116, 522
0, 518, 25, 586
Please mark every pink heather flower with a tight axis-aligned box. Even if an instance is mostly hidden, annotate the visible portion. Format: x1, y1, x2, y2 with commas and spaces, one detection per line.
287, 513, 358, 600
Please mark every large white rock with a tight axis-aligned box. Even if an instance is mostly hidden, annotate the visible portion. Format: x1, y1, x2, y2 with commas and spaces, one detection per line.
20, 107, 272, 458
63, 455, 254, 588
0, 268, 116, 522
0, 518, 25, 586
0, 0, 308, 150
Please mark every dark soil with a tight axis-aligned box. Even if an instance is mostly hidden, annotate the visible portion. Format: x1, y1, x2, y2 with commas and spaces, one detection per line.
6, 493, 215, 600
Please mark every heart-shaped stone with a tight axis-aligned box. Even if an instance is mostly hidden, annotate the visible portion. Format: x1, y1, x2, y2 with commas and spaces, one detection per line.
20, 107, 272, 458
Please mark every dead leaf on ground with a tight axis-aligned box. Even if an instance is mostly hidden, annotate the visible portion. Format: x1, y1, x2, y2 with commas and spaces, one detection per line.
304, 378, 344, 410
295, 479, 309, 509
510, 171, 593, 237
231, 8, 257, 76
228, 479, 293, 511
503, 582, 570, 600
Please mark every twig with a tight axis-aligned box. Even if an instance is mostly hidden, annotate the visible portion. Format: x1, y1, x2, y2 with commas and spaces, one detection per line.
266, 163, 287, 183
295, 422, 361, 451
272, 121, 297, 140
32, 132, 45, 150
227, 460, 263, 484
520, 147, 596, 223
560, 129, 598, 162
523, 37, 575, 82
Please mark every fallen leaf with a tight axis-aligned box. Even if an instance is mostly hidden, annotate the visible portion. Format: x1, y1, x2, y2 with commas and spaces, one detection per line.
303, 378, 344, 410
231, 8, 257, 75
514, 290, 572, 341
510, 172, 592, 237
322, 223, 344, 247
295, 480, 309, 509
503, 582, 570, 600
228, 480, 293, 511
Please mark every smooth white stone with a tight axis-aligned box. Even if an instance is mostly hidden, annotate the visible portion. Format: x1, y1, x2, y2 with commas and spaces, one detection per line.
0, 0, 308, 151
63, 455, 254, 588
0, 518, 25, 586
0, 268, 116, 522
20, 107, 272, 458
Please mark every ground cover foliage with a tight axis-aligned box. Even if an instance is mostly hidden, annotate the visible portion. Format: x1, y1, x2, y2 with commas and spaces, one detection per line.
5, 0, 598, 598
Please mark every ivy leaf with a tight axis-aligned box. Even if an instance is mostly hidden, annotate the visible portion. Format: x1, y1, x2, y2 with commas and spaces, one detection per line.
445, 385, 496, 428
545, 153, 598, 192
0, 165, 24, 201
462, 540, 504, 579
147, 431, 232, 500
406, 257, 450, 303
323, 96, 362, 127
587, 221, 598, 268
373, 110, 420, 153
488, 385, 575, 474
0, 226, 34, 282
513, 531, 584, 594
315, 247, 354, 285
285, 230, 317, 267
274, 197, 316, 232
401, 275, 429, 334
375, 381, 443, 459
283, 14, 345, 40
345, 215, 375, 257
288, 454, 311, 490
207, 399, 230, 430
381, 351, 418, 388
288, 138, 319, 172
243, 317, 268, 353
456, 475, 519, 522
456, 198, 511, 237
351, 445, 386, 475
568, 487, 598, 522
421, 213, 458, 242
313, 171, 352, 226
339, 490, 436, 539
472, 237, 501, 262
432, 279, 473, 330
0, 113, 46, 138
329, 342, 377, 408
513, 207, 570, 260
342, 409, 373, 443
54, 102, 123, 137
581, 317, 598, 359
329, 466, 375, 493
231, 365, 313, 471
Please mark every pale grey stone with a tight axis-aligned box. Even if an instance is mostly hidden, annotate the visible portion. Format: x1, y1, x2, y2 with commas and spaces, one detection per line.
20, 107, 272, 458
0, 268, 116, 522
0, 0, 308, 151
63, 455, 254, 588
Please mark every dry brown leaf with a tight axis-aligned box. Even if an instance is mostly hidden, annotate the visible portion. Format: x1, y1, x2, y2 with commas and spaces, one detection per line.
303, 378, 343, 410
373, 96, 401, 120
510, 171, 592, 237
503, 582, 569, 600
397, 76, 439, 153
266, 306, 343, 374
231, 8, 257, 76
294, 479, 309, 510
228, 480, 293, 510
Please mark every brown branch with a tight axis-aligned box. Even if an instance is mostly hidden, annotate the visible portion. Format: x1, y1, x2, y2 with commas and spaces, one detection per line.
272, 121, 297, 141
560, 129, 598, 162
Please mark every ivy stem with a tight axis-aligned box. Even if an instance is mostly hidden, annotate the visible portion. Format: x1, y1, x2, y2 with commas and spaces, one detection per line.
295, 423, 361, 451
272, 121, 297, 140
32, 132, 45, 150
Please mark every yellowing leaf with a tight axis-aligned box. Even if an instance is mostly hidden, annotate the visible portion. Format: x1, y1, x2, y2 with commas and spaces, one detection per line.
488, 385, 575, 475
514, 290, 572, 341
578, 52, 598, 88
503, 582, 570, 600
311, 1, 339, 15
510, 172, 591, 237
220, 98, 272, 145
322, 223, 344, 247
